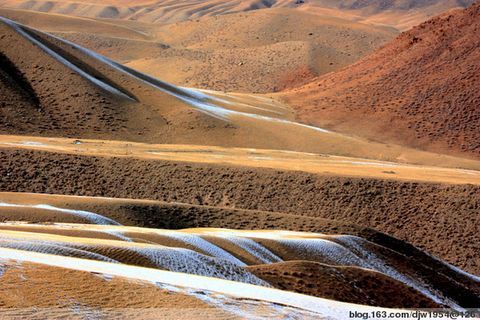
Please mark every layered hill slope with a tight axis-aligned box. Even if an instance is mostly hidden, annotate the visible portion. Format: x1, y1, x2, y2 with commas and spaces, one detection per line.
0, 17, 368, 154
1, 146, 479, 274
283, 2, 480, 159
3, 16, 478, 164
0, 215, 478, 308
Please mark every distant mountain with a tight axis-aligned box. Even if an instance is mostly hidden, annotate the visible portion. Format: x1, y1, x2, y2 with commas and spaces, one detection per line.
0, 0, 475, 29
334, 0, 475, 11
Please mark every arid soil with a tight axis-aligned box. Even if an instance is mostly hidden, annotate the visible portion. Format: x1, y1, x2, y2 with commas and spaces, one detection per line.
283, 2, 480, 159
0, 1, 479, 313
1, 148, 479, 275
0, 259, 235, 320
0, 18, 409, 157
248, 261, 440, 308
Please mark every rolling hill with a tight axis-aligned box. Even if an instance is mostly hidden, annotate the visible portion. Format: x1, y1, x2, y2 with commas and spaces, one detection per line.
0, 7, 397, 93
282, 2, 480, 159
0, 0, 474, 29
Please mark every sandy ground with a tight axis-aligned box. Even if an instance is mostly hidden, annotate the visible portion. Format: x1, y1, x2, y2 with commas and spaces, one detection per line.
0, 135, 479, 184
0, 258, 245, 320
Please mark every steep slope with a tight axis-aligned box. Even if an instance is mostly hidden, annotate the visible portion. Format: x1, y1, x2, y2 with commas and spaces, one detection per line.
248, 261, 439, 308
282, 2, 480, 159
0, 17, 166, 141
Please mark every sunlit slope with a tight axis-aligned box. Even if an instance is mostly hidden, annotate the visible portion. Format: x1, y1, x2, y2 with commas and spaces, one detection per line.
0, 251, 325, 319
0, 222, 478, 309
1, 135, 480, 180
0, 192, 479, 307
1, 17, 476, 161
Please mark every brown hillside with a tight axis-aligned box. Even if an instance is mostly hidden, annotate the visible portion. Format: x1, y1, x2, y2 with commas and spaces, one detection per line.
283, 2, 480, 159
1, 148, 479, 275
248, 261, 439, 308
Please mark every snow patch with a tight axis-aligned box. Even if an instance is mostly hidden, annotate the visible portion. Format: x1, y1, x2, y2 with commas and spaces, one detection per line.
218, 236, 282, 264
0, 202, 121, 226
164, 232, 247, 267
41, 30, 330, 133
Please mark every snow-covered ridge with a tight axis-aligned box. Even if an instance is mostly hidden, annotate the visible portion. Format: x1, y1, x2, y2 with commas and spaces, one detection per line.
0, 17, 134, 101
0, 247, 421, 319
0, 202, 120, 225
2, 16, 330, 133
0, 223, 476, 310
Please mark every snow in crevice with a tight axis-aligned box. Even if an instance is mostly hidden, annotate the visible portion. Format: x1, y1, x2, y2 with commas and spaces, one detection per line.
218, 236, 282, 264
180, 87, 286, 115
156, 283, 322, 320
0, 202, 121, 226
334, 235, 461, 309
0, 237, 118, 263
277, 238, 368, 268
0, 231, 265, 285
0, 17, 134, 101
103, 230, 132, 242
129, 246, 267, 286
38, 29, 330, 133
333, 160, 398, 168
163, 232, 247, 267
1, 141, 47, 147
421, 251, 480, 283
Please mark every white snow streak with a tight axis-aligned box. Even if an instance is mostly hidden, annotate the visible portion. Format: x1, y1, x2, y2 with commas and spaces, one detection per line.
0, 202, 121, 225
0, 18, 133, 100
0, 248, 420, 319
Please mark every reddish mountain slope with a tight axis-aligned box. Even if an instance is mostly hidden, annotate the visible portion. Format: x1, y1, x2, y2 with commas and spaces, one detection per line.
283, 2, 480, 159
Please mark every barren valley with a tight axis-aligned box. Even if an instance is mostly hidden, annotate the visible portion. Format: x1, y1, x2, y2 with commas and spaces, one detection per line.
0, 1, 479, 319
